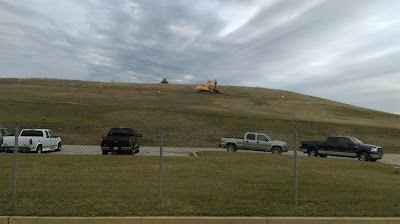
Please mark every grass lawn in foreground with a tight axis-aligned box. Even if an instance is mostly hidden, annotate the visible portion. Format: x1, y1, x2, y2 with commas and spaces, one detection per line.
0, 152, 399, 216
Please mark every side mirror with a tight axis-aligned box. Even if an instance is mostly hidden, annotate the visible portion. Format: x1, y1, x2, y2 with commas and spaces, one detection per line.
137, 133, 143, 137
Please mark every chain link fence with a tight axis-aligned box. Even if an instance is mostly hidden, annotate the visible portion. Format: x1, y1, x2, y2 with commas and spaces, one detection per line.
0, 122, 399, 216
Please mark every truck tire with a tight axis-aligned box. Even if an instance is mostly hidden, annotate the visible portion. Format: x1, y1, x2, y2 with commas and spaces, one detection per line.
102, 150, 108, 155
128, 148, 133, 155
308, 148, 318, 157
357, 152, 369, 161
56, 142, 62, 152
226, 144, 237, 152
271, 147, 282, 155
36, 145, 42, 154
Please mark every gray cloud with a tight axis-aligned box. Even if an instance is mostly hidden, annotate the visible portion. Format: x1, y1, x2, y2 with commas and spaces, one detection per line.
0, 0, 399, 114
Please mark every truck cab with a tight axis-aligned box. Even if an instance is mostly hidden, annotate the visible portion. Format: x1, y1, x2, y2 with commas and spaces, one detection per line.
243, 132, 272, 151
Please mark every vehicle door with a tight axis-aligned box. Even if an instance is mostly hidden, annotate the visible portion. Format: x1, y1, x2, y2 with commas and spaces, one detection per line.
47, 130, 58, 149
324, 137, 340, 156
243, 133, 258, 150
255, 134, 272, 151
41, 130, 55, 151
338, 137, 357, 157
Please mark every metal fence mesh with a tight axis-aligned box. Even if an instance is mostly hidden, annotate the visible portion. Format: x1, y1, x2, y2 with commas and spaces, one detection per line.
0, 123, 399, 216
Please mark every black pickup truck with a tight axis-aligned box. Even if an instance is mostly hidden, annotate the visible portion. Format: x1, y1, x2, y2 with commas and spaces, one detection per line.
300, 136, 383, 162
101, 128, 142, 155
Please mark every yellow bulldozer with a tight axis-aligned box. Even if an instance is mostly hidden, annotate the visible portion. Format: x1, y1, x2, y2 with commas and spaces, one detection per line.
195, 79, 220, 93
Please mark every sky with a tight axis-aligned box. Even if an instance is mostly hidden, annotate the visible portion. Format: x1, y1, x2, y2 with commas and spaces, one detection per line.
0, 0, 399, 114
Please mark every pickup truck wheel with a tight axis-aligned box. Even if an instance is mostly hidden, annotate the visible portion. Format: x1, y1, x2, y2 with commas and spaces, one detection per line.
102, 150, 108, 155
226, 144, 237, 152
271, 147, 282, 155
308, 149, 318, 157
36, 145, 42, 154
358, 152, 370, 161
56, 142, 62, 152
128, 149, 133, 155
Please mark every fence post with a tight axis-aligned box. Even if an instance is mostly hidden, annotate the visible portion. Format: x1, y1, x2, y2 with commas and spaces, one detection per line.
158, 125, 164, 201
12, 125, 19, 200
293, 128, 298, 205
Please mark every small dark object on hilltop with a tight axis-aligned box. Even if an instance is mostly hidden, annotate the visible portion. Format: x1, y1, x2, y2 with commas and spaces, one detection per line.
161, 78, 169, 84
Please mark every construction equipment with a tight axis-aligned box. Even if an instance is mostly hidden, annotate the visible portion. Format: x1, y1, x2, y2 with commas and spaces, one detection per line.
195, 79, 219, 93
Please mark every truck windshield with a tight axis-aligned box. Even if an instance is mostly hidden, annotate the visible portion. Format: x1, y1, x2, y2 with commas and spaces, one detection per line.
48, 131, 55, 138
257, 134, 271, 141
348, 137, 363, 144
108, 128, 134, 137
108, 132, 133, 137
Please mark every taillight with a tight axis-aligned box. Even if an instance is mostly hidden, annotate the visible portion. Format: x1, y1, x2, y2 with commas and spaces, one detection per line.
29, 139, 32, 145
100, 138, 104, 145
128, 139, 133, 145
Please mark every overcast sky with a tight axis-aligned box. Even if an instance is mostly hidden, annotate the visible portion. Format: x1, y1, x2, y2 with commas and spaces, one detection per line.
1, 0, 399, 114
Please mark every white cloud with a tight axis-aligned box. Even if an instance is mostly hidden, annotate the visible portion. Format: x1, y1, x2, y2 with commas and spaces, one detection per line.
0, 0, 399, 114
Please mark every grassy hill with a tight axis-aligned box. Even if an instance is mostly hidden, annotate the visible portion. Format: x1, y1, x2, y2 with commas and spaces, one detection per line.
1, 78, 400, 217
1, 78, 399, 151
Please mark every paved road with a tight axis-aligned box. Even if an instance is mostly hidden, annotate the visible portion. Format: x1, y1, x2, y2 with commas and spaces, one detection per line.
61, 145, 221, 156
60, 145, 400, 165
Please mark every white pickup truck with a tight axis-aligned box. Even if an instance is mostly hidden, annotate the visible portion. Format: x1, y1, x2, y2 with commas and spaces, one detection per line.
0, 127, 12, 150
219, 132, 288, 154
1, 129, 62, 153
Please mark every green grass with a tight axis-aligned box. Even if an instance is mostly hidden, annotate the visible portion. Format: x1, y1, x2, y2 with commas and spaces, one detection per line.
0, 78, 400, 152
1, 79, 399, 217
0, 152, 399, 216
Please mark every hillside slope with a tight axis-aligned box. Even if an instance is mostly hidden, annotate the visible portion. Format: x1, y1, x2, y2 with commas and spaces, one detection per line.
0, 78, 398, 126
0, 78, 399, 150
